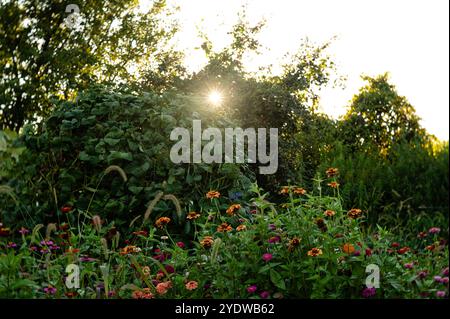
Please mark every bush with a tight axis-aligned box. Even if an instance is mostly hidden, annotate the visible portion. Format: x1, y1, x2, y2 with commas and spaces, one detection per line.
1, 86, 253, 232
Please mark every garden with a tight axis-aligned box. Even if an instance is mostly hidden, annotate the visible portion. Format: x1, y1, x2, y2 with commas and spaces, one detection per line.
0, 0, 448, 300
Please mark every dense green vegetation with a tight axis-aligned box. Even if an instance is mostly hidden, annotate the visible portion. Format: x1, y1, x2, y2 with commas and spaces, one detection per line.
0, 0, 448, 299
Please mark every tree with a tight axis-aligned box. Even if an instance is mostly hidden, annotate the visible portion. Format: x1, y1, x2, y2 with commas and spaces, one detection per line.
0, 0, 180, 131
339, 73, 423, 155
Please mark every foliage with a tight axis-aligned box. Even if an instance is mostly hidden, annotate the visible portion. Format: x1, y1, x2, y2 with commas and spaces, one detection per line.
0, 0, 181, 131
0, 179, 447, 299
1, 86, 253, 231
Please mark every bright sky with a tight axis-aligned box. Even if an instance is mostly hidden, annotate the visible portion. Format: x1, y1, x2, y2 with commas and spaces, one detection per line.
143, 0, 449, 140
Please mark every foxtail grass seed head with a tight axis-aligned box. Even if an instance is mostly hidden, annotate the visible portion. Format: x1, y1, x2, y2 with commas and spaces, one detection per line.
104, 165, 128, 182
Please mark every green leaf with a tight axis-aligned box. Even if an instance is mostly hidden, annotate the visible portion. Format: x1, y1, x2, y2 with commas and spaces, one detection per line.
270, 269, 286, 290
107, 151, 133, 162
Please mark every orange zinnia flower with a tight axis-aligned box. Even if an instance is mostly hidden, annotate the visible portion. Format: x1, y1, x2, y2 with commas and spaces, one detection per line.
236, 224, 247, 231
324, 210, 336, 217
120, 245, 141, 255
206, 191, 221, 199
307, 248, 323, 257
200, 236, 215, 248
293, 187, 307, 195
156, 281, 172, 295
217, 222, 232, 233
226, 204, 241, 216
327, 182, 339, 189
185, 281, 198, 290
326, 167, 339, 178
347, 208, 362, 219
279, 187, 290, 194
155, 217, 171, 229
186, 212, 201, 220
342, 243, 355, 254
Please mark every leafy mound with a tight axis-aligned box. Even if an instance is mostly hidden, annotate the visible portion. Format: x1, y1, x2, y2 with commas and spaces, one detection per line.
2, 87, 253, 230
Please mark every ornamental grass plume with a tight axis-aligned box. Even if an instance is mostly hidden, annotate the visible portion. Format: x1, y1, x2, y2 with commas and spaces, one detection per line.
104, 165, 128, 182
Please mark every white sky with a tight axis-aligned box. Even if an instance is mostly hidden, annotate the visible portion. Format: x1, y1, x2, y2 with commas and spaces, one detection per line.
144, 0, 449, 140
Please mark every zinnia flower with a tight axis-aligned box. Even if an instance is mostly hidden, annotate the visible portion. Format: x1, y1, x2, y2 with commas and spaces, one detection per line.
268, 236, 281, 244
156, 281, 172, 295
342, 243, 355, 254
326, 167, 339, 178
236, 224, 247, 232
442, 267, 449, 276
186, 212, 201, 220
260, 291, 270, 299
217, 222, 232, 233
279, 187, 290, 194
18, 227, 29, 235
417, 271, 428, 279
327, 182, 339, 189
206, 191, 220, 199
324, 210, 336, 217
397, 247, 410, 255
262, 253, 273, 262
365, 248, 372, 257
404, 262, 414, 269
288, 237, 301, 252
417, 231, 427, 239
43, 286, 57, 295
155, 217, 171, 229
307, 248, 323, 257
226, 204, 241, 216
247, 285, 257, 293
120, 245, 141, 255
428, 227, 441, 234
361, 287, 376, 298
176, 242, 185, 249
185, 281, 198, 290
347, 208, 362, 219
434, 276, 443, 283
61, 206, 73, 213
200, 236, 214, 248
436, 291, 446, 298
293, 187, 306, 195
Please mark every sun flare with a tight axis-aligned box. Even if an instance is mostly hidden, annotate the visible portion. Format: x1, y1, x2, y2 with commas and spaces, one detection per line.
207, 90, 223, 106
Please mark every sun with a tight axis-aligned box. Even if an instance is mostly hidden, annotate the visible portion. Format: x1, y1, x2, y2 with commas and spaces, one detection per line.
207, 90, 223, 106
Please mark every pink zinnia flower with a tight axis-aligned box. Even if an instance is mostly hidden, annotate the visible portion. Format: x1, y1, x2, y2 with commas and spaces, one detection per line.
262, 253, 273, 262
404, 263, 414, 269
176, 242, 185, 249
43, 286, 57, 295
434, 276, 443, 283
361, 287, 376, 298
260, 291, 270, 299
353, 250, 361, 257
268, 236, 281, 244
436, 291, 446, 298
440, 277, 449, 284
417, 271, 428, 279
442, 267, 449, 276
247, 285, 257, 293
428, 227, 441, 234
